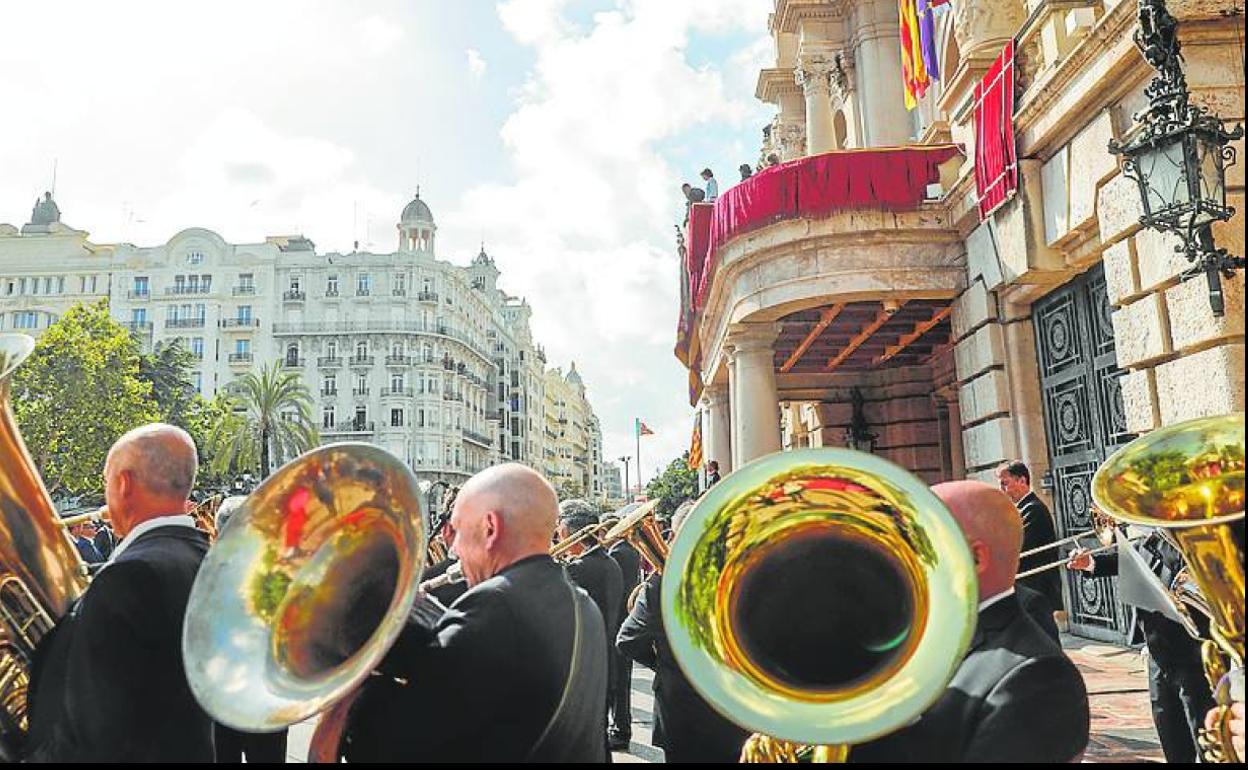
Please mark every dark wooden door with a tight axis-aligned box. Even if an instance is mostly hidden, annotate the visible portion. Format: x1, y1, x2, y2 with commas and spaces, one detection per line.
1034, 264, 1135, 643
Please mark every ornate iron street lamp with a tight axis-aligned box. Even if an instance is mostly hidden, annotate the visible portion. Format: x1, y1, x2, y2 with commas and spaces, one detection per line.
1108, 0, 1244, 316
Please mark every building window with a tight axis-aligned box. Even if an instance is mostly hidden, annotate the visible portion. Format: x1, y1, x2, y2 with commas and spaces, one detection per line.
130, 308, 147, 325
391, 373, 404, 391
238, 273, 255, 291
290, 274, 302, 291
89, 275, 97, 293
323, 375, 337, 395
193, 372, 203, 390
391, 408, 404, 427
357, 274, 371, 296
354, 406, 367, 430
356, 373, 367, 392
326, 274, 339, 295
14, 311, 39, 329
356, 341, 368, 358
394, 274, 406, 295
191, 337, 204, 358
327, 340, 338, 359
286, 344, 299, 365
187, 250, 204, 265
132, 276, 149, 296
235, 339, 250, 355
323, 405, 336, 429
238, 305, 253, 322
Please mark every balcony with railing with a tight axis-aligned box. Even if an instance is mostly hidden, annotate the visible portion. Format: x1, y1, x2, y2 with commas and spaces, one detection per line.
463, 429, 493, 448
283, 289, 306, 302
271, 320, 494, 365
125, 320, 153, 334
323, 421, 375, 434
164, 285, 211, 296
282, 357, 305, 368
320, 388, 339, 397
166, 317, 206, 329
385, 354, 413, 366
126, 288, 150, 300
443, 391, 463, 402
417, 290, 438, 303
232, 285, 256, 296
381, 387, 414, 399
392, 288, 407, 297
220, 317, 260, 329
349, 355, 375, 367
228, 352, 254, 364
352, 387, 370, 397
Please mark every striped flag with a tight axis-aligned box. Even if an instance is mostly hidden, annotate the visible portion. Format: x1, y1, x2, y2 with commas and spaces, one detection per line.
898, 0, 928, 110
636, 419, 655, 437
687, 415, 704, 470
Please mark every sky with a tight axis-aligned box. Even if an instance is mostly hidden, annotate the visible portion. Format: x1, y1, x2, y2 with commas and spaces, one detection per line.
0, 0, 774, 486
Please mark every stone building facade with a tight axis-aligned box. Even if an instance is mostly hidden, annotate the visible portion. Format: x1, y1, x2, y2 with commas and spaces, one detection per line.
683, 0, 1244, 643
0, 193, 608, 499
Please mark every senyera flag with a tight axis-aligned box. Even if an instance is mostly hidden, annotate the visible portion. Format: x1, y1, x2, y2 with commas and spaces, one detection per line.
687, 415, 704, 470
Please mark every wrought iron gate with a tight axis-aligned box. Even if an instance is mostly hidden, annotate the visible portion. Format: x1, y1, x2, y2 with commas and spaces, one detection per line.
1034, 264, 1135, 643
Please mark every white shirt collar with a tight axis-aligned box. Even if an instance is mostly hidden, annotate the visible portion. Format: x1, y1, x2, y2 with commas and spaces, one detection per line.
109, 514, 198, 562
978, 586, 1016, 613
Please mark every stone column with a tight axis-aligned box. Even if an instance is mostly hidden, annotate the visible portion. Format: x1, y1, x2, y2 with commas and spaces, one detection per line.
727, 324, 782, 466
703, 384, 733, 475
854, 24, 912, 146
795, 54, 837, 156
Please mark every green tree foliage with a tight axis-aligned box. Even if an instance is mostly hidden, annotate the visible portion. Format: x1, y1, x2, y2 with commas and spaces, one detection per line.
645, 452, 699, 520
10, 300, 158, 497
139, 339, 199, 427
207, 360, 318, 478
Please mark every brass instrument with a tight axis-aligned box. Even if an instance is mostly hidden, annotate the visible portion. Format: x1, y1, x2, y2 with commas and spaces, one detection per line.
57, 508, 106, 529
188, 495, 221, 541
602, 499, 667, 572
549, 520, 612, 561
1018, 506, 1117, 559
1092, 413, 1244, 764
0, 334, 90, 760
662, 448, 977, 761
181, 442, 427, 758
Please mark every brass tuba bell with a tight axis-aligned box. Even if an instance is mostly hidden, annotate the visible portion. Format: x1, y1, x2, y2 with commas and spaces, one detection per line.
0, 334, 90, 760
1092, 413, 1244, 763
182, 442, 427, 736
662, 448, 977, 757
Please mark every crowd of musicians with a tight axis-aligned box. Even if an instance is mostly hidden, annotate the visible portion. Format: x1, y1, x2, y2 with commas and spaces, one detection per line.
20, 421, 1245, 763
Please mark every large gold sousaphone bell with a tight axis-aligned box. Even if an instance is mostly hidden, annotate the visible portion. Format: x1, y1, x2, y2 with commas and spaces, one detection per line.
662, 448, 977, 760
1092, 413, 1244, 763
182, 443, 427, 744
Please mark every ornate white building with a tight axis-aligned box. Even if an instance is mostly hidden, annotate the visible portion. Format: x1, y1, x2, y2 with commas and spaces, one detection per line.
0, 191, 607, 496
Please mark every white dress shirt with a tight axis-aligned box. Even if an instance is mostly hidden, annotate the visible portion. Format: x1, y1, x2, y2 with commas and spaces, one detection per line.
108, 513, 198, 563
978, 586, 1016, 613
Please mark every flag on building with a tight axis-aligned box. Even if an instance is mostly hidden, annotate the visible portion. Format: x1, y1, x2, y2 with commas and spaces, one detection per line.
898, 0, 929, 110
688, 415, 704, 470
917, 0, 942, 82
636, 419, 654, 436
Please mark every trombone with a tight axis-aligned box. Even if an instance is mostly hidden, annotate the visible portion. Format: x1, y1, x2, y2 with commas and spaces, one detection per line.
549, 520, 613, 561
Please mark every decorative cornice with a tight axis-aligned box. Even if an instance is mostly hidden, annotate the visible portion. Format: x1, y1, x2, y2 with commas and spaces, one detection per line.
774, 0, 849, 35
756, 68, 804, 103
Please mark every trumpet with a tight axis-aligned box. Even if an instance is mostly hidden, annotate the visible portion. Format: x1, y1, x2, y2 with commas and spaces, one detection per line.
549, 520, 612, 561
662, 448, 977, 760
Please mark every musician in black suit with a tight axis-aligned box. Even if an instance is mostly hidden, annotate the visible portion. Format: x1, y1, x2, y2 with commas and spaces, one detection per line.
91, 520, 115, 560
1068, 532, 1215, 763
559, 500, 623, 757
342, 464, 608, 763
617, 501, 749, 763
67, 520, 104, 564
854, 481, 1089, 763
605, 516, 642, 750
26, 424, 214, 762
997, 461, 1063, 617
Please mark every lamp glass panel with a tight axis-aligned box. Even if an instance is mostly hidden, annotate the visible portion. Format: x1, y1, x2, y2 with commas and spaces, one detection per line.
1138, 136, 1190, 218
1196, 133, 1227, 214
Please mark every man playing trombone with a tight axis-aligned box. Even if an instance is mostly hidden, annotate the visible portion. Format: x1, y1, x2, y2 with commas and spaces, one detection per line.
341, 464, 608, 762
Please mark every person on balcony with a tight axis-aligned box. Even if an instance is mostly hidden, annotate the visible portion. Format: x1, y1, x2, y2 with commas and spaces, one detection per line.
738, 164, 753, 181
700, 168, 718, 201
680, 183, 705, 225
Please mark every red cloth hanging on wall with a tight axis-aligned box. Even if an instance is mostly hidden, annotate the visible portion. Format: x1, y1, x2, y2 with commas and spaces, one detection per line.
974, 40, 1017, 219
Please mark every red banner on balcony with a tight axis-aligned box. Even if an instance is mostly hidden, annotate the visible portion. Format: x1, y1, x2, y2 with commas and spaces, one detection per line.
692, 145, 960, 310
974, 40, 1017, 219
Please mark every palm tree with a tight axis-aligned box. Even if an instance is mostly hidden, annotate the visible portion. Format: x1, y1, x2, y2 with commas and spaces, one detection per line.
208, 361, 319, 478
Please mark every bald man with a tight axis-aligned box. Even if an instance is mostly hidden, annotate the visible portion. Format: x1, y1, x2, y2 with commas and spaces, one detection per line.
854, 481, 1089, 764
343, 463, 608, 763
26, 423, 214, 762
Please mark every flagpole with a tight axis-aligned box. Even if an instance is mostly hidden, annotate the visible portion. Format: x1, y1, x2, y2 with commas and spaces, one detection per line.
635, 418, 642, 499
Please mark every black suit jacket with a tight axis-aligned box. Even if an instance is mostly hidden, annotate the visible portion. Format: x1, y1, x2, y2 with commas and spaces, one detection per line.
568, 547, 624, 641
1016, 491, 1063, 611
344, 555, 608, 763
607, 540, 642, 610
616, 574, 748, 763
852, 593, 1089, 763
26, 524, 213, 763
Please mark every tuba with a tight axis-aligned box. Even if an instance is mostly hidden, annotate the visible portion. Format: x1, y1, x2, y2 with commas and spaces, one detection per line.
181, 442, 427, 756
0, 334, 90, 760
1092, 413, 1244, 763
662, 448, 977, 761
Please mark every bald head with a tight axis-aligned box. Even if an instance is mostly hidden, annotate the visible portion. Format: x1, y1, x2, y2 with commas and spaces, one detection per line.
932, 480, 1024, 600
449, 463, 558, 585
104, 423, 198, 537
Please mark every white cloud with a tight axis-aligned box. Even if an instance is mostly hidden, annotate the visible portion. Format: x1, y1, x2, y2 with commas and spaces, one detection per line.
444, 0, 771, 481
466, 48, 488, 80
357, 15, 405, 54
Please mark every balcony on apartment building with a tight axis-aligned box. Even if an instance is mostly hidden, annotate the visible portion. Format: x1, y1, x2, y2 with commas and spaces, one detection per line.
283, 289, 306, 302
228, 352, 253, 365
282, 356, 305, 368
463, 429, 493, 448
385, 354, 413, 366
165, 285, 211, 296
220, 317, 260, 329
349, 355, 375, 367
232, 285, 256, 296
324, 421, 375, 435
381, 387, 414, 398
318, 356, 343, 368
166, 317, 206, 329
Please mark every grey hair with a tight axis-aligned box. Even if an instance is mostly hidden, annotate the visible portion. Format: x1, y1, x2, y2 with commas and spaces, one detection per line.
558, 498, 598, 531
114, 423, 198, 500
670, 499, 697, 535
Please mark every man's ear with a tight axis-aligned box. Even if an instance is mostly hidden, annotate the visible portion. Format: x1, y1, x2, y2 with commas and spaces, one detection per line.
483, 510, 501, 548
970, 540, 991, 578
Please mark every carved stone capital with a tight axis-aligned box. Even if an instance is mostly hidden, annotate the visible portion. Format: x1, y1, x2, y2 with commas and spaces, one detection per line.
830, 50, 855, 102
952, 0, 1028, 57
794, 54, 837, 97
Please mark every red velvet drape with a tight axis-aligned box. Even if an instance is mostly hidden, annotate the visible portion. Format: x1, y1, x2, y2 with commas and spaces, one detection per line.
974, 40, 1017, 219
